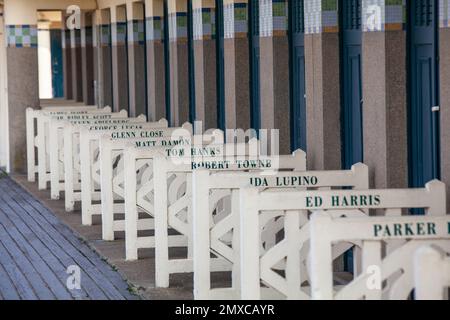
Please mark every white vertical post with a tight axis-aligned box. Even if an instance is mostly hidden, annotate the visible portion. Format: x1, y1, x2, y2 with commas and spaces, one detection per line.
362, 241, 382, 300
64, 124, 75, 211
37, 117, 47, 190
80, 128, 93, 225
124, 147, 138, 260
100, 136, 115, 241
310, 213, 334, 300
153, 156, 170, 288
26, 108, 36, 181
414, 246, 447, 300
49, 120, 61, 199
231, 188, 241, 299
284, 211, 301, 300
239, 188, 262, 300
192, 170, 212, 299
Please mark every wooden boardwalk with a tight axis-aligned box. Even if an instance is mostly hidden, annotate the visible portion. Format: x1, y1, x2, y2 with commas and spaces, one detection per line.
0, 175, 138, 300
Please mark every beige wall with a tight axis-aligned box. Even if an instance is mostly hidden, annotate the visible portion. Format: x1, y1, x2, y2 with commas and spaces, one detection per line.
0, 4, 9, 171
4, 0, 96, 25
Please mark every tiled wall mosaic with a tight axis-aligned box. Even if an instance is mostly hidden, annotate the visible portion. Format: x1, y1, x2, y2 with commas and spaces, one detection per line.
100, 24, 111, 46
112, 22, 127, 45
221, 1, 289, 39
304, 0, 339, 34
362, 0, 406, 32
260, 0, 289, 37
6, 25, 38, 48
169, 12, 188, 42
303, 0, 409, 34
128, 20, 145, 45
71, 29, 82, 47
224, 2, 248, 38
441, 0, 450, 28
146, 16, 164, 42
193, 8, 216, 40
260, 0, 273, 37
81, 26, 93, 47
272, 0, 288, 36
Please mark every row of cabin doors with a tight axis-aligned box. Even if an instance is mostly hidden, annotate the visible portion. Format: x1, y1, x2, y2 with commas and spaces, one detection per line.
232, 0, 441, 189
340, 0, 440, 189
97, 0, 439, 190
247, 0, 307, 150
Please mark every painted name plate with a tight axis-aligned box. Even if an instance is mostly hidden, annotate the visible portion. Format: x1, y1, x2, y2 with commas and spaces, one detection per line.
189, 158, 273, 170
46, 110, 90, 115
68, 118, 135, 126
319, 215, 450, 241
53, 113, 116, 120
250, 175, 319, 187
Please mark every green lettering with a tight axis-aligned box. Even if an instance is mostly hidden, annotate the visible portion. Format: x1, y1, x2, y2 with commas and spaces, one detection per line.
404, 223, 414, 236
393, 224, 402, 236
331, 196, 339, 207
427, 223, 436, 235
306, 197, 313, 208
417, 223, 425, 235
374, 225, 382, 237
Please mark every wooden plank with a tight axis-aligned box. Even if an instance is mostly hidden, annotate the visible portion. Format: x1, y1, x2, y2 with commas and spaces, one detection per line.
4, 180, 128, 300
0, 181, 108, 300
0, 202, 85, 300
0, 261, 21, 300
0, 222, 55, 299
0, 208, 74, 299
5, 179, 136, 299
0, 241, 37, 300
2, 178, 135, 300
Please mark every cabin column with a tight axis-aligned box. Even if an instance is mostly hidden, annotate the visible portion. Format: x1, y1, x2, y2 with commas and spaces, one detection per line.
6, 23, 39, 172
304, 1, 341, 170
439, 6, 450, 209
111, 5, 130, 112
71, 22, 83, 101
144, 0, 166, 121
192, 0, 217, 130
127, 2, 147, 117
362, 1, 408, 189
81, 11, 95, 105
62, 16, 73, 100
99, 9, 114, 108
223, 0, 250, 130
167, 0, 190, 126
258, 0, 290, 154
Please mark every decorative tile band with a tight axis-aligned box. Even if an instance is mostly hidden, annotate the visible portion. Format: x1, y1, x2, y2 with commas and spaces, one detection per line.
272, 0, 288, 36
6, 25, 38, 48
304, 0, 339, 34
112, 22, 127, 45
363, 0, 406, 32
128, 20, 145, 45
81, 26, 93, 47
70, 29, 82, 47
224, 3, 235, 39
224, 2, 248, 39
233, 3, 248, 38
100, 24, 111, 46
259, 0, 289, 37
194, 8, 216, 40
303, 0, 409, 34
260, 0, 273, 37
169, 12, 188, 42
440, 0, 450, 28
146, 16, 164, 42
